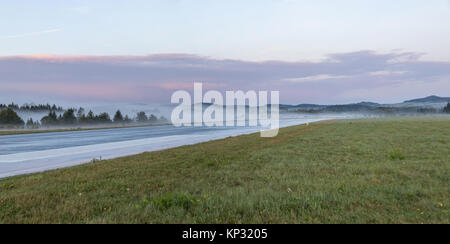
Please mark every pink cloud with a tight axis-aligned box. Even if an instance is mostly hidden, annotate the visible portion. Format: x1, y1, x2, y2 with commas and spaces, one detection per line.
0, 53, 203, 64
1, 82, 140, 100
154, 82, 226, 90
0, 51, 449, 104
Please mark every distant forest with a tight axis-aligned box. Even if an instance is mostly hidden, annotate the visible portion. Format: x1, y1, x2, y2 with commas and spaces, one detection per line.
0, 103, 64, 112
0, 104, 168, 129
282, 102, 450, 115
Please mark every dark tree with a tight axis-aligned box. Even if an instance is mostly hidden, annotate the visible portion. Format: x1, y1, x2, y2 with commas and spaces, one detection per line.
76, 107, 85, 120
113, 110, 124, 123
97, 112, 112, 123
444, 103, 450, 113
0, 108, 24, 127
136, 111, 148, 123
41, 111, 58, 126
87, 110, 95, 121
61, 109, 77, 124
77, 110, 97, 124
148, 114, 158, 123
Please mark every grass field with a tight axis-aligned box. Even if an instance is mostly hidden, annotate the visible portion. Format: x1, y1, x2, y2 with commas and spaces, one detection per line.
0, 117, 449, 223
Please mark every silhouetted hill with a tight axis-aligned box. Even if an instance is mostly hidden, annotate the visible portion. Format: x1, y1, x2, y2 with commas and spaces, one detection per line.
356, 102, 380, 107
279, 95, 449, 114
404, 96, 450, 103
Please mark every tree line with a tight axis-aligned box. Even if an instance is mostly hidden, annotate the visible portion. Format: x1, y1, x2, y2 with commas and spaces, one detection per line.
0, 103, 64, 112
0, 107, 168, 129
1, 103, 450, 129
292, 103, 450, 115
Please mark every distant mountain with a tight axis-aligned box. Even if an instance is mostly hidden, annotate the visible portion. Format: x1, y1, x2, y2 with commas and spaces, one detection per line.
281, 101, 380, 112
404, 96, 450, 103
356, 102, 380, 107
197, 95, 448, 114
279, 95, 449, 114
280, 104, 326, 110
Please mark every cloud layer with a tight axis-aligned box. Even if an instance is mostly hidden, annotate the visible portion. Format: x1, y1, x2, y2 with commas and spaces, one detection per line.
0, 51, 449, 104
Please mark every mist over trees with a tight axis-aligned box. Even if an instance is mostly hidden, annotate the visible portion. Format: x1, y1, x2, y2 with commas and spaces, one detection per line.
0, 102, 168, 129
38, 108, 166, 128
26, 118, 40, 129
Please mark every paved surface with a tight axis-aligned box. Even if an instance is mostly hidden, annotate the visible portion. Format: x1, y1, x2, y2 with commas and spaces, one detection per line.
0, 116, 337, 178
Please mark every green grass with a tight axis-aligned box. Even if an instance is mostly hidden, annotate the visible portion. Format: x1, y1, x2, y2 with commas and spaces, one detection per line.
0, 117, 449, 223
0, 123, 170, 136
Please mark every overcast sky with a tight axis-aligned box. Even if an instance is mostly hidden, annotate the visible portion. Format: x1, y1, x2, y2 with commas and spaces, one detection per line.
1, 0, 449, 104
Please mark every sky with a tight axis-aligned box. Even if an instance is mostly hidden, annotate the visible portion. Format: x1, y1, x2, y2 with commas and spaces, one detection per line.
0, 0, 450, 105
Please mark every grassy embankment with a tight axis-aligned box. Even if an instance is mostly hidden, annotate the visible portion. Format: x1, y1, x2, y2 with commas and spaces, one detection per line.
0, 117, 449, 223
0, 123, 170, 136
